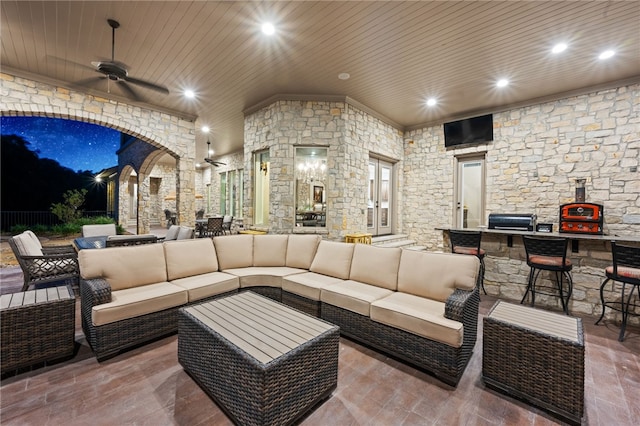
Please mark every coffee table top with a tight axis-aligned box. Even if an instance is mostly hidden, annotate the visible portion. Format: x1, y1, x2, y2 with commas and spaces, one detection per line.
487, 300, 580, 343
183, 291, 336, 364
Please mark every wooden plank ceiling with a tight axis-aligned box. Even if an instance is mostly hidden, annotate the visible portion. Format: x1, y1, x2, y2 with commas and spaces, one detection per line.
2, 1, 639, 160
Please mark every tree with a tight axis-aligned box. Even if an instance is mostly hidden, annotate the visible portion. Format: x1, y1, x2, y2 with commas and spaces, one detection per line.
51, 189, 87, 223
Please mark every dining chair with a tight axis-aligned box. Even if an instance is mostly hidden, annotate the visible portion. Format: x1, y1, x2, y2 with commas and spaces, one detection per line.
521, 236, 573, 314
206, 217, 224, 237
595, 242, 640, 341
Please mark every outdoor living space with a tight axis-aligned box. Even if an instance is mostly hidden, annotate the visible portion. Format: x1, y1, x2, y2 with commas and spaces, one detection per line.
0, 273, 638, 426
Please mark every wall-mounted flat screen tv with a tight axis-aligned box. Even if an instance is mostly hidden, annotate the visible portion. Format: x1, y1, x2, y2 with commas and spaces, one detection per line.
444, 114, 493, 147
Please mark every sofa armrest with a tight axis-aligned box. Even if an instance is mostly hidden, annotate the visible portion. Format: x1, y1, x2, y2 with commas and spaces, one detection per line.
444, 288, 478, 323
80, 278, 112, 307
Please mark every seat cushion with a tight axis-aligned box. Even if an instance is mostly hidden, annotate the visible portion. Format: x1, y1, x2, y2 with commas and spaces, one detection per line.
529, 255, 572, 268
606, 265, 640, 280
253, 235, 288, 266
170, 272, 239, 302
453, 247, 486, 257
213, 235, 253, 269
309, 240, 355, 279
79, 244, 167, 291
164, 238, 219, 281
286, 235, 322, 269
282, 272, 344, 301
223, 266, 306, 288
321, 280, 393, 316
398, 250, 478, 302
371, 292, 464, 348
349, 244, 401, 291
92, 282, 187, 326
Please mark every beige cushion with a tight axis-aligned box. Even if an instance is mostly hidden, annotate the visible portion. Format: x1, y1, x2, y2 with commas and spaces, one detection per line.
79, 244, 168, 291
177, 226, 194, 240
13, 233, 43, 256
82, 224, 117, 238
92, 282, 187, 326
223, 266, 306, 288
320, 280, 393, 316
170, 272, 239, 302
165, 225, 180, 241
213, 235, 253, 269
282, 272, 344, 301
253, 235, 288, 266
286, 235, 322, 269
398, 250, 479, 302
310, 241, 355, 279
24, 230, 43, 249
349, 244, 401, 290
164, 239, 219, 281
371, 292, 464, 348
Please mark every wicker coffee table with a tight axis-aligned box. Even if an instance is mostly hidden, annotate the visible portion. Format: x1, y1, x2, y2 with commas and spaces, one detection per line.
178, 291, 339, 426
483, 301, 584, 425
1, 285, 76, 373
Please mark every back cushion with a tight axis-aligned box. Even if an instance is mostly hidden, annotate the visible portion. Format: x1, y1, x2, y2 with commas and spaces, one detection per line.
309, 240, 355, 279
397, 250, 478, 302
213, 235, 253, 270
253, 235, 288, 266
164, 238, 219, 280
165, 225, 180, 241
349, 244, 401, 290
13, 232, 43, 256
177, 226, 194, 240
82, 224, 117, 237
79, 243, 167, 291
286, 235, 322, 269
24, 230, 43, 249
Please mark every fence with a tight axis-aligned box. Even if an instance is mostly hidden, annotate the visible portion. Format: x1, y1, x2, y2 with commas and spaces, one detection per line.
0, 211, 113, 232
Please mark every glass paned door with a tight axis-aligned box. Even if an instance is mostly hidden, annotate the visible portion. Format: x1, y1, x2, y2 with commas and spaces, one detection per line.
367, 158, 393, 235
456, 157, 485, 228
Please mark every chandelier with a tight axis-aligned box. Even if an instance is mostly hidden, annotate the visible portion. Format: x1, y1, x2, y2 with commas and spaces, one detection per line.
297, 159, 327, 184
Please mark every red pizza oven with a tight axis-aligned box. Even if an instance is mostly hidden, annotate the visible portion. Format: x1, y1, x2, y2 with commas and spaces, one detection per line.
559, 203, 603, 234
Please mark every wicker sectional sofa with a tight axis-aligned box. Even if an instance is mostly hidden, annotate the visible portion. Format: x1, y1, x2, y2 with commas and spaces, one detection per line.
79, 234, 480, 386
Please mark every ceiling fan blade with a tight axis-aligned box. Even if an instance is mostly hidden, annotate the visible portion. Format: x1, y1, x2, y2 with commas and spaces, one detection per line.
204, 158, 227, 167
117, 80, 143, 102
124, 76, 170, 94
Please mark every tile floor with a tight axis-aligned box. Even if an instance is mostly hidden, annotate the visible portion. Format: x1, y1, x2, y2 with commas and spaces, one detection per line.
1, 296, 638, 425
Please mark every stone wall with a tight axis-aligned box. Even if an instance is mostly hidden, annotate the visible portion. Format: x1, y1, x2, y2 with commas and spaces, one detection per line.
0, 73, 197, 233
244, 99, 403, 239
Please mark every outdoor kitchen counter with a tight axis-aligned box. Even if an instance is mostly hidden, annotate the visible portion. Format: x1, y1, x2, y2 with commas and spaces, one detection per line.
437, 227, 640, 319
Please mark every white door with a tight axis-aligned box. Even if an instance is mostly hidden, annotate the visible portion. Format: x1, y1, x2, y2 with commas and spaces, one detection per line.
455, 157, 485, 228
367, 159, 393, 235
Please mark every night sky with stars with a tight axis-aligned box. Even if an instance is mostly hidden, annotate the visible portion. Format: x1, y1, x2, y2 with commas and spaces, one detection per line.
1, 116, 120, 173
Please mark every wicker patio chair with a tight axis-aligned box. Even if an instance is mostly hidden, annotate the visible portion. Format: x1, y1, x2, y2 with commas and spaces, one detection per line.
9, 231, 79, 291
205, 217, 224, 237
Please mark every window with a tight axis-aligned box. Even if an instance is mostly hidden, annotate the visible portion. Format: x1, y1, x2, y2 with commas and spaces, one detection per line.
295, 147, 327, 227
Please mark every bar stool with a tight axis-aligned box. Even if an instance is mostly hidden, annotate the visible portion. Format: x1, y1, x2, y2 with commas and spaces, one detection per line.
595, 242, 640, 341
521, 236, 573, 314
449, 230, 486, 295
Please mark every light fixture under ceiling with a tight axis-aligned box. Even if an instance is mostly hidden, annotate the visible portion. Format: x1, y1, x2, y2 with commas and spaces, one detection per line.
338, 72, 350, 80
204, 140, 226, 167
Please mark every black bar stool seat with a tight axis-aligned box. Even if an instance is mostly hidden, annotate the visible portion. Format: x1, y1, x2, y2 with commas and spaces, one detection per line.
449, 230, 486, 295
595, 242, 640, 341
521, 236, 573, 314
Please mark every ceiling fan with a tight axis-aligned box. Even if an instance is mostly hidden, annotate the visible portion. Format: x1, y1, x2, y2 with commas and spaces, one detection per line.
204, 140, 226, 167
85, 19, 169, 101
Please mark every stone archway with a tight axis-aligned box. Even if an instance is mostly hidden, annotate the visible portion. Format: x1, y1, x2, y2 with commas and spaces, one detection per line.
0, 73, 197, 234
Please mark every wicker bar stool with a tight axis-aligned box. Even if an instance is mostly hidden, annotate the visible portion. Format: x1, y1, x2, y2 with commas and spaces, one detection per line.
595, 242, 640, 341
521, 236, 573, 314
449, 230, 486, 295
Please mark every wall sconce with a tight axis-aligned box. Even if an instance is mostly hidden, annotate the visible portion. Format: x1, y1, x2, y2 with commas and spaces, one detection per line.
260, 162, 268, 175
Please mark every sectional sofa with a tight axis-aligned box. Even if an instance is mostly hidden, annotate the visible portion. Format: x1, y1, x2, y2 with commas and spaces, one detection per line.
78, 234, 480, 386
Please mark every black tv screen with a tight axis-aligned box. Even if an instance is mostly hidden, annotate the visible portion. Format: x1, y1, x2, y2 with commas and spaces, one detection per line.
444, 114, 493, 147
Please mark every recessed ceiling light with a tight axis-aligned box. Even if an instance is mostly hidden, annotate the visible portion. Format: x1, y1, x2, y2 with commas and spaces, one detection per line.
208, 149, 214, 156
261, 22, 275, 36
338, 73, 350, 80
184, 89, 195, 99
426, 98, 437, 107
201, 126, 210, 133
551, 43, 568, 54
196, 163, 201, 168
496, 79, 509, 88
598, 49, 615, 60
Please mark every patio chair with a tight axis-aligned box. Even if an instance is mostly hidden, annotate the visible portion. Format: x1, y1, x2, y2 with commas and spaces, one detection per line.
205, 217, 224, 237
9, 231, 79, 291
196, 209, 205, 220
222, 215, 233, 235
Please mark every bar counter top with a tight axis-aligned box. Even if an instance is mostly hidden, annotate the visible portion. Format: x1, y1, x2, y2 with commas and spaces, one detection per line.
437, 227, 640, 243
